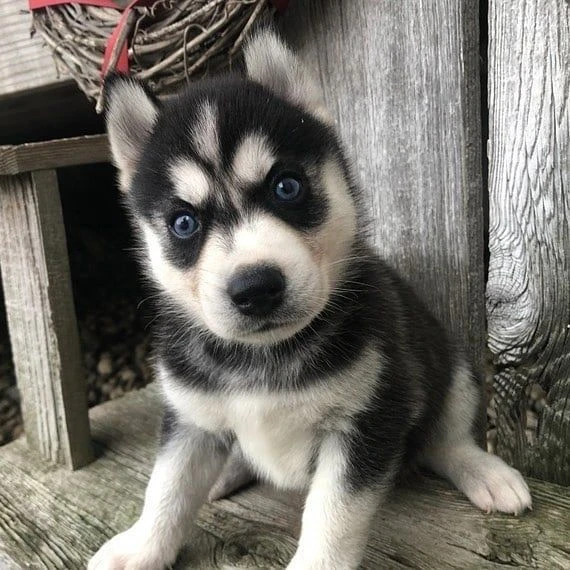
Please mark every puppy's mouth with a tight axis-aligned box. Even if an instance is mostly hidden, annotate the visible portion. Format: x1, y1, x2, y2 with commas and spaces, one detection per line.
232, 311, 317, 345
254, 321, 283, 332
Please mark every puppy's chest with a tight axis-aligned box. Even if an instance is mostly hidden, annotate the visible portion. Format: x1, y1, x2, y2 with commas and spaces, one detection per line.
234, 399, 320, 488
185, 391, 325, 488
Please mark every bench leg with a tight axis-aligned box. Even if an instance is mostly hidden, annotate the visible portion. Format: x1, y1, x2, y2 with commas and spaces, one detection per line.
0, 170, 93, 469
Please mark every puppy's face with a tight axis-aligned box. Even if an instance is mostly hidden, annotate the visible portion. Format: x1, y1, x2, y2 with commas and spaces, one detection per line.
106, 31, 357, 345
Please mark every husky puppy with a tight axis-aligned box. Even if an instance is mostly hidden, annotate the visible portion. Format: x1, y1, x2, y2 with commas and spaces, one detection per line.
90, 30, 531, 570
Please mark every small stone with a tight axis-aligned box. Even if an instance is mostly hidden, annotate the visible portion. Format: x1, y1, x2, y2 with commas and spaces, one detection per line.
97, 352, 113, 376
119, 367, 137, 386
529, 383, 546, 402
526, 410, 538, 431
110, 387, 124, 400
486, 428, 497, 455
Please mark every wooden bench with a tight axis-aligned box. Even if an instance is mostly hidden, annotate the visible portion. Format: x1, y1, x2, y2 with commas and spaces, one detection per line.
0, 1, 568, 568
0, 382, 568, 569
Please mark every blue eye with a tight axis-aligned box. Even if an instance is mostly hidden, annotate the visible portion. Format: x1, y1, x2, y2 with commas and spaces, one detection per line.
170, 211, 198, 238
274, 175, 304, 201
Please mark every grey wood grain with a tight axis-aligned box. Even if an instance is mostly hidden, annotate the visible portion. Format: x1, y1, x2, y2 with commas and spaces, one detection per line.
0, 134, 109, 175
487, 0, 570, 484
281, 0, 485, 373
0, 170, 92, 469
0, 1, 66, 98
0, 385, 567, 569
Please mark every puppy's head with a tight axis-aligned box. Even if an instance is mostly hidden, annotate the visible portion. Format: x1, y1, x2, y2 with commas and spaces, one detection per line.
106, 30, 358, 345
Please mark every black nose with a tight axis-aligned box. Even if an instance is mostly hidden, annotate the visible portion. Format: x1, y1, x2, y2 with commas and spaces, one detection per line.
228, 265, 285, 317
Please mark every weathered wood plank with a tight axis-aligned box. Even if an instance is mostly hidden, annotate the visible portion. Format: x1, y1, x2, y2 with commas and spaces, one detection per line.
0, 134, 109, 175
0, 1, 68, 98
0, 385, 567, 569
487, 0, 570, 484
281, 0, 485, 371
0, 170, 92, 468
281, 0, 486, 444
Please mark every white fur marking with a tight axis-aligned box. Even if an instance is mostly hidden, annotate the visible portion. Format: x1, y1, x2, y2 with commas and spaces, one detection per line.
169, 159, 210, 205
244, 30, 331, 122
191, 100, 220, 165
316, 159, 357, 284
288, 435, 382, 570
232, 133, 275, 186
107, 80, 158, 191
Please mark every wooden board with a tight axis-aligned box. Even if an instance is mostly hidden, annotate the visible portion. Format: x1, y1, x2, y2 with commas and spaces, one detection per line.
487, 0, 570, 484
0, 134, 109, 175
281, 0, 485, 372
0, 1, 67, 98
0, 170, 92, 468
0, 384, 567, 569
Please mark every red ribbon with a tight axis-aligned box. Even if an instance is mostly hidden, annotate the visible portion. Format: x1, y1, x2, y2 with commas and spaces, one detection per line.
29, 0, 289, 76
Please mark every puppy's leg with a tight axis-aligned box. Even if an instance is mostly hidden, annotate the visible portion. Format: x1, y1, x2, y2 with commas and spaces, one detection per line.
88, 416, 229, 570
421, 361, 532, 514
208, 441, 256, 501
287, 434, 391, 570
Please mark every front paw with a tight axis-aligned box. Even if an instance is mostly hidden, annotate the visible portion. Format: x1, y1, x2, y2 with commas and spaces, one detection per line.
88, 525, 174, 570
461, 453, 532, 515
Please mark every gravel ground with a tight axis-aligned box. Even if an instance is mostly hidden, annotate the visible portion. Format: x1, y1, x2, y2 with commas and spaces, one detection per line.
485, 357, 545, 454
0, 294, 152, 447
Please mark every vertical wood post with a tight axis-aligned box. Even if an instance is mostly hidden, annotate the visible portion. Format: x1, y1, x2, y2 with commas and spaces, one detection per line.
282, 1, 485, 432
487, 0, 570, 484
0, 170, 93, 469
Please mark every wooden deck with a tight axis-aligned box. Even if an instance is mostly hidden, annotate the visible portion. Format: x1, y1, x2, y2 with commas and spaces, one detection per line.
0, 384, 568, 569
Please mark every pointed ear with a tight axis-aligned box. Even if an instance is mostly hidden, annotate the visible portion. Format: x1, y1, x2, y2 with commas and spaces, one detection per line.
104, 74, 159, 191
244, 29, 330, 122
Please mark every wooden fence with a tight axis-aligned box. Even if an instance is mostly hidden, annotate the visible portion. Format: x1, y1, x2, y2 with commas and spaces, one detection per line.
283, 0, 569, 484
0, 0, 568, 484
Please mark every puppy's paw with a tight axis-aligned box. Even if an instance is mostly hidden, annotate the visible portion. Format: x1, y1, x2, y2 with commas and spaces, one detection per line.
460, 453, 532, 515
88, 525, 174, 570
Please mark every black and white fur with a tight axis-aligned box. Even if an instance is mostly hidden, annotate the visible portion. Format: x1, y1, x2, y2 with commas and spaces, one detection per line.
90, 30, 531, 570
